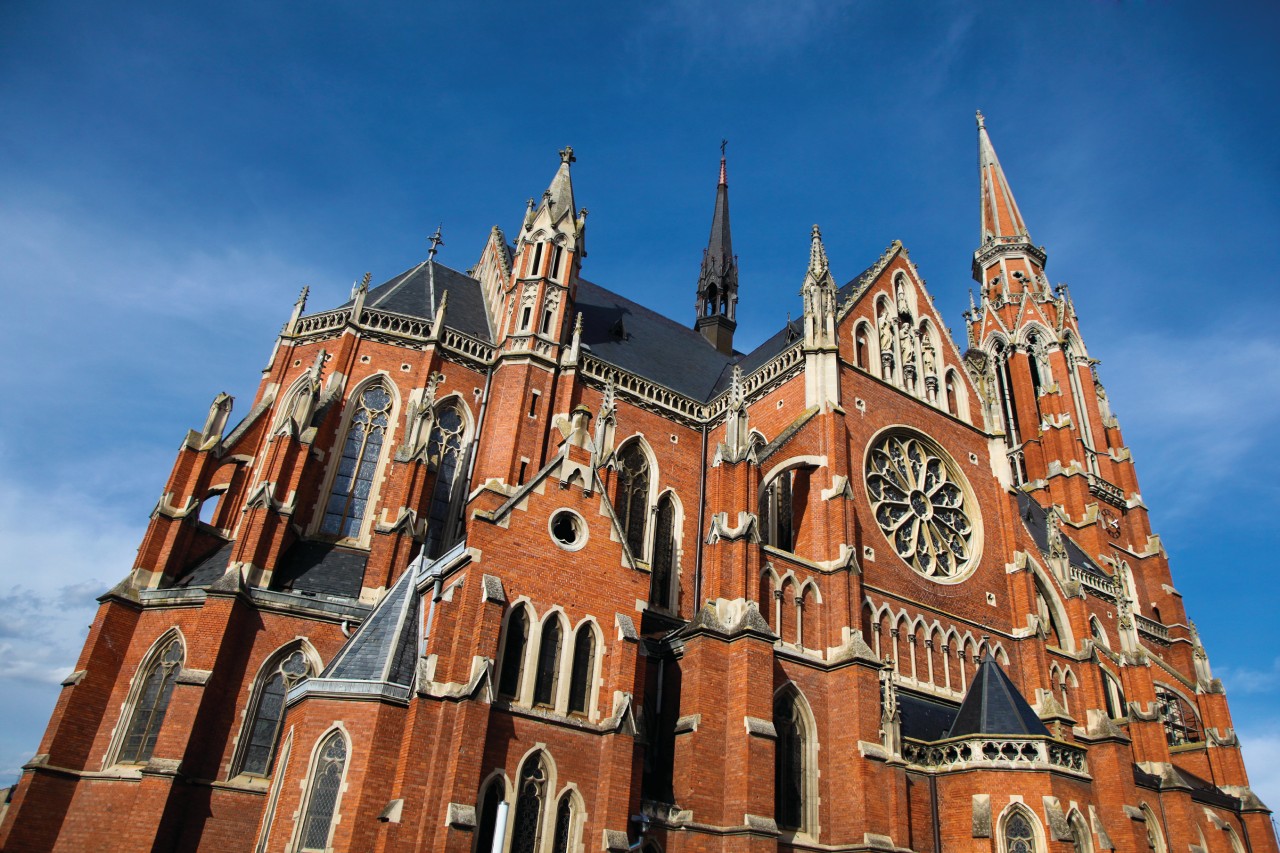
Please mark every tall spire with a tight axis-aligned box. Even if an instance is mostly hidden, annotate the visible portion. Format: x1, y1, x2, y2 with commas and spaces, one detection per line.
977, 111, 1031, 244
538, 146, 577, 226
696, 141, 738, 355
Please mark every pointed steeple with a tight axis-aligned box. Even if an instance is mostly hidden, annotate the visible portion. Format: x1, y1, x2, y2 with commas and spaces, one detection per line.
538, 146, 577, 227
696, 141, 738, 355
977, 111, 1031, 244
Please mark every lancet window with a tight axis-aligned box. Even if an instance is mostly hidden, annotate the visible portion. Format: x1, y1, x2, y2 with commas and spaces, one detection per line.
474, 778, 505, 853
533, 619, 563, 708
650, 493, 677, 610
511, 753, 549, 853
423, 398, 468, 558
774, 690, 808, 833
567, 625, 596, 716
1103, 670, 1126, 720
615, 442, 650, 558
117, 635, 184, 764
321, 382, 393, 539
298, 730, 347, 852
498, 607, 530, 699
237, 647, 313, 777
551, 795, 574, 853
1003, 809, 1038, 853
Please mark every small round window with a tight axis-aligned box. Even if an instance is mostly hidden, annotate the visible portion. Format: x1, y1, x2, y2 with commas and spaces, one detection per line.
550, 510, 587, 551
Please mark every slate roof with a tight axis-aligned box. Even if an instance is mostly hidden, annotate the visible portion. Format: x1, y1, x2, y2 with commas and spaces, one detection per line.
322, 557, 419, 686
947, 654, 1048, 738
168, 541, 233, 588
576, 279, 736, 400
350, 261, 493, 342
271, 540, 368, 600
1016, 492, 1107, 578
899, 691, 960, 742
320, 254, 881, 405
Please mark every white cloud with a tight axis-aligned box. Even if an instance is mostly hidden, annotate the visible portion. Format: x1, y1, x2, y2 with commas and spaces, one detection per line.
1098, 325, 1280, 518
1239, 722, 1280, 812
1217, 658, 1280, 696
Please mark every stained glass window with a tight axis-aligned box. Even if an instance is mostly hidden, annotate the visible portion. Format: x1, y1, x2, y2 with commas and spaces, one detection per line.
615, 443, 650, 558
498, 609, 529, 699
774, 693, 804, 831
865, 432, 976, 579
567, 627, 595, 716
510, 754, 547, 853
119, 636, 184, 763
423, 400, 466, 558
239, 649, 312, 776
551, 795, 573, 853
533, 619, 562, 708
650, 495, 676, 610
322, 383, 393, 539
1005, 812, 1035, 853
299, 731, 347, 851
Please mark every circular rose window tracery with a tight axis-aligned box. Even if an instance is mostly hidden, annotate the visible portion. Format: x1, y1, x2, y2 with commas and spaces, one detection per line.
866, 432, 977, 580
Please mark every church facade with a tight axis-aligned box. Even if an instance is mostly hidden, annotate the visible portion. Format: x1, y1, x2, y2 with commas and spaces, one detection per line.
1, 117, 1273, 853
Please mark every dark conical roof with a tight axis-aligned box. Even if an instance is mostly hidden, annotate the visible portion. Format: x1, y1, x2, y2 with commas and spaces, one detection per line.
704, 158, 733, 272
322, 556, 420, 686
947, 654, 1048, 738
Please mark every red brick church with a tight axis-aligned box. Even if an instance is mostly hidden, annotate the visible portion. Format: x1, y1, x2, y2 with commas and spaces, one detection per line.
1, 116, 1272, 853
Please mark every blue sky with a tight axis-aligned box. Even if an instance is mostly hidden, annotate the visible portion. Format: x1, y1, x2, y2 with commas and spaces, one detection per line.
2, 0, 1278, 804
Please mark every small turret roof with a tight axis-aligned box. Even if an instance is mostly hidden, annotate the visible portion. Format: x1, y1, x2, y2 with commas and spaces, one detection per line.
947, 654, 1048, 738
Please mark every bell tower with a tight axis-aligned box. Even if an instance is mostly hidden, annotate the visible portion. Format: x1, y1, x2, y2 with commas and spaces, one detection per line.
695, 142, 738, 355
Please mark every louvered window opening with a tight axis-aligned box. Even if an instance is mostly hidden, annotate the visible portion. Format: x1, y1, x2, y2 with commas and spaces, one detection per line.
241, 650, 311, 776
300, 732, 347, 851
1156, 688, 1202, 745
322, 384, 392, 538
424, 402, 466, 558
119, 637, 183, 763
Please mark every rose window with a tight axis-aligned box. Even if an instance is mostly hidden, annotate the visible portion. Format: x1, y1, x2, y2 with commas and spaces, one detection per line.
866, 433, 976, 579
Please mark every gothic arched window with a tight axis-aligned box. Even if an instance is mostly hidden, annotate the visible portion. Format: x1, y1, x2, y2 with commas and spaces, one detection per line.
1156, 687, 1202, 745
533, 618, 563, 708
567, 625, 596, 716
945, 371, 959, 416
511, 753, 549, 853
761, 467, 813, 553
118, 635, 184, 764
1103, 671, 1126, 720
1068, 810, 1093, 853
237, 648, 313, 776
498, 608, 530, 699
1003, 809, 1037, 853
650, 494, 677, 610
321, 382, 393, 539
298, 730, 347, 852
774, 691, 806, 832
615, 443, 650, 558
424, 399, 467, 558
551, 794, 574, 853
855, 325, 869, 369
474, 778, 505, 853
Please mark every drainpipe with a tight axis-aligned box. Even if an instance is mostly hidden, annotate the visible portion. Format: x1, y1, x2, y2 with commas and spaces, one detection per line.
489, 801, 509, 853
929, 773, 941, 853
694, 421, 708, 608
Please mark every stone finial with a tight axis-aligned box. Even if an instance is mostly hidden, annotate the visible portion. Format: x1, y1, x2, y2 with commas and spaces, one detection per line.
559, 146, 576, 165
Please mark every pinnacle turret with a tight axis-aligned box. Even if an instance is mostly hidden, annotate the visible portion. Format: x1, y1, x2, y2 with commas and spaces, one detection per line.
695, 142, 738, 355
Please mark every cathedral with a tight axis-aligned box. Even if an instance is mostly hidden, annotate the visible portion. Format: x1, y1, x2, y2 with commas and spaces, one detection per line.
1, 115, 1273, 853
